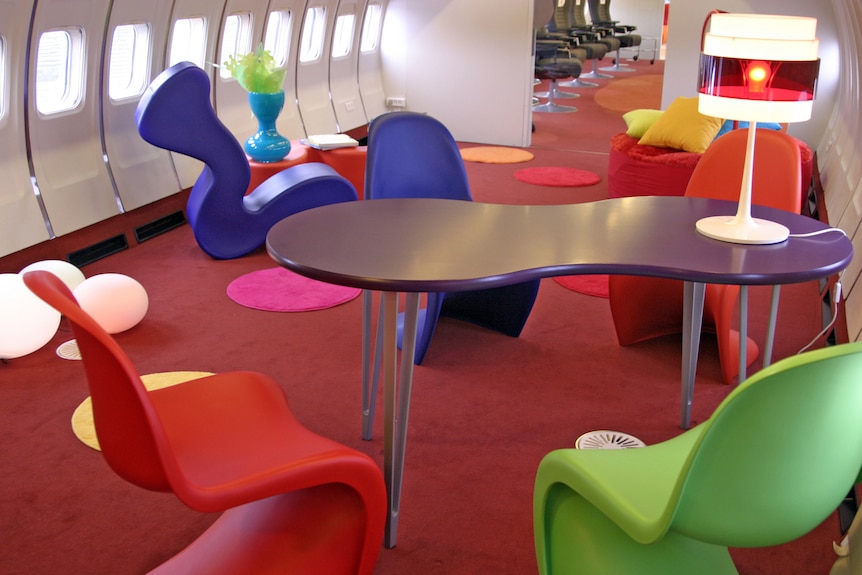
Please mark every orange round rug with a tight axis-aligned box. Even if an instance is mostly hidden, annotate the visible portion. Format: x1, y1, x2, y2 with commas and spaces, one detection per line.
514, 167, 601, 187
595, 74, 663, 112
460, 146, 534, 164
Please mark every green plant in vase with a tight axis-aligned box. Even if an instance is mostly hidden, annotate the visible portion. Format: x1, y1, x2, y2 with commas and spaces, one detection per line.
224, 45, 291, 162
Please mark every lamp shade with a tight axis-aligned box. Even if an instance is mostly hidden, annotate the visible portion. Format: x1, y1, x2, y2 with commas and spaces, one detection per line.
698, 13, 820, 123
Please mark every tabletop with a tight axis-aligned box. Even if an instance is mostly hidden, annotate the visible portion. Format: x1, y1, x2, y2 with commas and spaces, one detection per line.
266, 196, 853, 291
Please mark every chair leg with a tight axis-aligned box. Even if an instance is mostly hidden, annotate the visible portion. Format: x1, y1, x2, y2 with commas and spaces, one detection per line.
559, 76, 599, 88
580, 58, 614, 79
535, 78, 581, 100
534, 79, 578, 113
600, 48, 636, 73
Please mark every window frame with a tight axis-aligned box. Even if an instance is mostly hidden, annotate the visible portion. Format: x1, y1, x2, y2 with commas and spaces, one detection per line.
108, 22, 152, 102
299, 6, 326, 63
35, 27, 87, 117
168, 17, 208, 69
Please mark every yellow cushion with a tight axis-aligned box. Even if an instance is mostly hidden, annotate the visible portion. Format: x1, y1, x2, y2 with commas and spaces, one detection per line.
623, 109, 664, 138
638, 97, 724, 153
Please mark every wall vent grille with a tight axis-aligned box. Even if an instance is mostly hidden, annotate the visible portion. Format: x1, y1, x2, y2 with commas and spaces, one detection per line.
134, 211, 186, 243
67, 234, 129, 267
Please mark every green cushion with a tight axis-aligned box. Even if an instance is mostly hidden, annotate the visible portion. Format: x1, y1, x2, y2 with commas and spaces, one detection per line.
622, 109, 664, 138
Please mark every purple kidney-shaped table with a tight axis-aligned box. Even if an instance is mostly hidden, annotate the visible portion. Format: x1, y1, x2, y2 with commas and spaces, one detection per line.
267, 195, 852, 547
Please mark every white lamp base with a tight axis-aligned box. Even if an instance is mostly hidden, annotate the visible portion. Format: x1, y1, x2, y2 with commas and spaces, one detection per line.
696, 215, 790, 245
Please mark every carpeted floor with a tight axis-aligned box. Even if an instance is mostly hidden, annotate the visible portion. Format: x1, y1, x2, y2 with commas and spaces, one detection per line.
0, 58, 844, 575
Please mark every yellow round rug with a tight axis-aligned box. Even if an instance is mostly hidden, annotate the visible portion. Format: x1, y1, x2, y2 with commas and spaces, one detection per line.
460, 146, 534, 164
71, 371, 215, 451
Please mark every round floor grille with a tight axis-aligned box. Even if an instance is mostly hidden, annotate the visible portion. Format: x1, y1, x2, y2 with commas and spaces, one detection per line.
575, 430, 645, 450
56, 339, 81, 361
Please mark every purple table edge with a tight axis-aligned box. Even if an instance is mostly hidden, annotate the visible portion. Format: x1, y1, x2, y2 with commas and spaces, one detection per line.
266, 196, 853, 548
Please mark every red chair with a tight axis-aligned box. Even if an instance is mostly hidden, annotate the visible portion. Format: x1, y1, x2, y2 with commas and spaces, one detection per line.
23, 270, 387, 575
608, 128, 803, 385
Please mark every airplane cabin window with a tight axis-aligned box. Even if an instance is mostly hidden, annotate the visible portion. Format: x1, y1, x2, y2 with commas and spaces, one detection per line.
35, 29, 85, 116
360, 4, 382, 53
168, 17, 207, 69
299, 6, 326, 63
331, 13, 355, 59
219, 12, 254, 78
109, 23, 151, 101
264, 10, 292, 68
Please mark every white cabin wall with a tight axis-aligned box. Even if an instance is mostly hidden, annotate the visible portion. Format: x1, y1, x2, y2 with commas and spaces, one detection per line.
663, 0, 862, 344
661, 1, 839, 148
379, 0, 535, 147
0, 0, 51, 256
821, 0, 862, 342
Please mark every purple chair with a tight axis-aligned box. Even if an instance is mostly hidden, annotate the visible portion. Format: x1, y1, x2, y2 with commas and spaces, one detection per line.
365, 111, 540, 365
136, 62, 358, 260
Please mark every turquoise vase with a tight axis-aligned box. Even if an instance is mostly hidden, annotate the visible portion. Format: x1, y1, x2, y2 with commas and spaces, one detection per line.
244, 91, 291, 163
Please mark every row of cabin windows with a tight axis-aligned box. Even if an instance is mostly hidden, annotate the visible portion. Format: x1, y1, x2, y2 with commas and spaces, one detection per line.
0, 3, 383, 118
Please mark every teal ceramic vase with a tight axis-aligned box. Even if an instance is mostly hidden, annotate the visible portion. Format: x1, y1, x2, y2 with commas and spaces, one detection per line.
244, 91, 291, 163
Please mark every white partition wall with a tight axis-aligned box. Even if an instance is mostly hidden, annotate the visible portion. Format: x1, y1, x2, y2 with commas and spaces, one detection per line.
357, 1, 388, 123
269, 0, 309, 140
296, 1, 340, 134
27, 0, 120, 237
0, 0, 50, 258
103, 0, 180, 211
379, 0, 535, 146
166, 0, 225, 188
328, 0, 368, 131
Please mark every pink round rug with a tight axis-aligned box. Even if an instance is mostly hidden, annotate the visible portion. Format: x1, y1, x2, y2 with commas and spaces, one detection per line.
554, 275, 609, 298
514, 167, 601, 187
227, 267, 361, 312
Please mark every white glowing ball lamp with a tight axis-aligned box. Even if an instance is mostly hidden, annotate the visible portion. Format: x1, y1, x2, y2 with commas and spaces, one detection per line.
73, 274, 149, 334
0, 273, 62, 359
19, 260, 86, 291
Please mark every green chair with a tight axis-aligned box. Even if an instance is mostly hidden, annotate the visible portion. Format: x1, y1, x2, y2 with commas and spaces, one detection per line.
534, 342, 862, 575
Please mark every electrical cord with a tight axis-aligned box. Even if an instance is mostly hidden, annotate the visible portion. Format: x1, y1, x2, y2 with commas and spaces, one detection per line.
788, 227, 848, 239
798, 281, 842, 355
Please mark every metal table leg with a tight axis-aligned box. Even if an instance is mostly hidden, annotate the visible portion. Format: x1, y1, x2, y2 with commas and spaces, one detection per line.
763, 286, 781, 368
681, 281, 706, 429
382, 291, 420, 548
738, 285, 749, 382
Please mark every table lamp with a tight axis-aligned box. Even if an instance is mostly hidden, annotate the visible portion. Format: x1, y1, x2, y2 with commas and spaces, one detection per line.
696, 12, 820, 244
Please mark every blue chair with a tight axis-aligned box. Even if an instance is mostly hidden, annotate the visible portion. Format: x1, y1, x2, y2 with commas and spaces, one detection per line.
365, 111, 540, 364
136, 62, 358, 260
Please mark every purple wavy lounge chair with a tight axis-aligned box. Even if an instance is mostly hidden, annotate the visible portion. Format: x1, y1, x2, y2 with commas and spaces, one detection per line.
136, 62, 358, 259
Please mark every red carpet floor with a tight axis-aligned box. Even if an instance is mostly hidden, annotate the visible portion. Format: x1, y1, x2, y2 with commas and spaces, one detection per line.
0, 59, 845, 574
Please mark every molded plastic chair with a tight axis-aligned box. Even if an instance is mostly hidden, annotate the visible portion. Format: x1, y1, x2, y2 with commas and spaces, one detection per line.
365, 111, 540, 364
23, 270, 387, 575
534, 342, 862, 575
136, 62, 358, 260
608, 128, 803, 385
